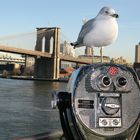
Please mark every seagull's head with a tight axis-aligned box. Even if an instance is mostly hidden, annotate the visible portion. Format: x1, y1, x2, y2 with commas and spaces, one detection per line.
97, 7, 119, 19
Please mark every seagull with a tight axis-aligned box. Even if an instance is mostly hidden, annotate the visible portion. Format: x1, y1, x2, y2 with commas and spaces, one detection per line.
71, 6, 119, 62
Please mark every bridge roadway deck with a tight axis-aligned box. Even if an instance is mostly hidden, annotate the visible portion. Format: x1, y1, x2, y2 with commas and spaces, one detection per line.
0, 45, 92, 64
0, 45, 52, 58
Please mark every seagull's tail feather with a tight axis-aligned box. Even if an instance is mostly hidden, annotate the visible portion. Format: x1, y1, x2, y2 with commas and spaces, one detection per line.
70, 42, 78, 46
70, 42, 79, 49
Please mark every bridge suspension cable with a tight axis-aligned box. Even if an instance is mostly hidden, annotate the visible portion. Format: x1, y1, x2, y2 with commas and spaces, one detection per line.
0, 29, 57, 40
60, 31, 72, 44
0, 29, 73, 44
0, 31, 36, 40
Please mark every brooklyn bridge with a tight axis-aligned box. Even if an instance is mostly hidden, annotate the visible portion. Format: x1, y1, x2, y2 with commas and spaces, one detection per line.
0, 27, 96, 80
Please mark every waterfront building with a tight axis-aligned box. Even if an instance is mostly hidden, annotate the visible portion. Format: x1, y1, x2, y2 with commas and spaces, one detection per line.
0, 54, 24, 64
111, 57, 127, 65
61, 61, 76, 69
60, 41, 76, 57
135, 42, 140, 63
60, 67, 75, 78
134, 43, 140, 79
78, 55, 110, 63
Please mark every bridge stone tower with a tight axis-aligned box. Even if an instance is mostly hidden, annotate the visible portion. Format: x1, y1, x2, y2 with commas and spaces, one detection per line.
34, 27, 60, 80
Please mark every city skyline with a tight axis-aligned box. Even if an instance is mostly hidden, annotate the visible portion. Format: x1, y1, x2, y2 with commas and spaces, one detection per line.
0, 0, 140, 63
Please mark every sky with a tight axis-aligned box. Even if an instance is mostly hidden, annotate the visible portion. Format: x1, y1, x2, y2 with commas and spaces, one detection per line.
0, 0, 140, 63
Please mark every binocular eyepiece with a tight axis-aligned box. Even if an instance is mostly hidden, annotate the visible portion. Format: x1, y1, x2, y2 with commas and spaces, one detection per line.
101, 76, 127, 87
102, 76, 111, 87
117, 76, 127, 87
52, 63, 140, 140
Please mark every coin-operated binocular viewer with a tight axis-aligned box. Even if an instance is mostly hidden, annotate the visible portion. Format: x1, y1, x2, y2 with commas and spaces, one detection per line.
52, 64, 140, 140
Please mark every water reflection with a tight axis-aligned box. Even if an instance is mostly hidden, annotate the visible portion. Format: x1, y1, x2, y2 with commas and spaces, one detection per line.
0, 78, 67, 140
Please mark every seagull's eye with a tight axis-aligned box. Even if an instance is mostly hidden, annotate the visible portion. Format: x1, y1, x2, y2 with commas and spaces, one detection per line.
105, 11, 109, 14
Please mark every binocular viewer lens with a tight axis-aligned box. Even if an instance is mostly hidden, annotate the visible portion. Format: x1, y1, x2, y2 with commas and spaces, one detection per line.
102, 76, 111, 86
117, 77, 127, 87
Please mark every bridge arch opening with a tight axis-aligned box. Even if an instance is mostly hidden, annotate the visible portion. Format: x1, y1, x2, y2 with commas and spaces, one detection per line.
50, 37, 54, 54
42, 37, 46, 52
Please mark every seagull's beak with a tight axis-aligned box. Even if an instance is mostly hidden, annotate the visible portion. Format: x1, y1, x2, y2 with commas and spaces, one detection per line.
111, 14, 119, 18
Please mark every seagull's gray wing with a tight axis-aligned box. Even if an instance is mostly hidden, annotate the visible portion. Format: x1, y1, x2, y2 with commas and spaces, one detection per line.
77, 18, 95, 45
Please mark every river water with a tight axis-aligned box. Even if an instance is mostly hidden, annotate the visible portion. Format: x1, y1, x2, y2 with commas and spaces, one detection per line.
0, 78, 67, 140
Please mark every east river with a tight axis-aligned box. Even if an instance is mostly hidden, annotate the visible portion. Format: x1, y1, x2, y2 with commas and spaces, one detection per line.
0, 78, 67, 140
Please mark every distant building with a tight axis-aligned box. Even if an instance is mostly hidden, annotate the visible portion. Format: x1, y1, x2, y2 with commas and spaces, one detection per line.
60, 67, 75, 78
78, 55, 110, 63
61, 61, 76, 69
134, 43, 140, 79
0, 63, 21, 77
25, 56, 35, 68
111, 57, 127, 64
60, 41, 76, 57
135, 42, 140, 63
0, 54, 24, 64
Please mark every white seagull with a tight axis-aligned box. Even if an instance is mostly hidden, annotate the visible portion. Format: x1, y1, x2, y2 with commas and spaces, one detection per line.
71, 6, 119, 62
